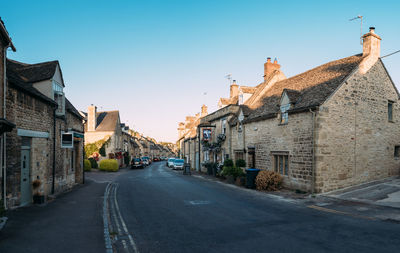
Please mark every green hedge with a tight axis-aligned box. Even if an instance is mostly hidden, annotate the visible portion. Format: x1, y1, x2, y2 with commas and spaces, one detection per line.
235, 159, 246, 167
99, 159, 119, 172
84, 160, 91, 172
222, 166, 245, 179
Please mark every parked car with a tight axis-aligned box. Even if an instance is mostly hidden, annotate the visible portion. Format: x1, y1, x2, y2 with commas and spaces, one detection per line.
167, 158, 175, 168
153, 157, 159, 162
172, 159, 184, 170
131, 158, 143, 169
141, 157, 150, 166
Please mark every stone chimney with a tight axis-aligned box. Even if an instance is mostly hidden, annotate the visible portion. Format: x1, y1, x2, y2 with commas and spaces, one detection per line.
87, 105, 97, 131
201, 104, 208, 117
230, 80, 239, 98
264, 57, 281, 81
359, 27, 381, 74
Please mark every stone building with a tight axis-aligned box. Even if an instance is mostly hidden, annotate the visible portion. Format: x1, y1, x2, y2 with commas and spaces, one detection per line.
227, 27, 400, 192
0, 18, 16, 209
4, 57, 84, 208
177, 105, 208, 169
83, 105, 123, 159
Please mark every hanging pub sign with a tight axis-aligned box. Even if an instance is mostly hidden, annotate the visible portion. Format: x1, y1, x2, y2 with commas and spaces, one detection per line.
203, 128, 212, 141
61, 131, 73, 148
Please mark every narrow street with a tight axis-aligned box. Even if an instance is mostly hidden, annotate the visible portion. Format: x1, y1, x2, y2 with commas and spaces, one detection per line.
1, 162, 399, 252
112, 162, 400, 253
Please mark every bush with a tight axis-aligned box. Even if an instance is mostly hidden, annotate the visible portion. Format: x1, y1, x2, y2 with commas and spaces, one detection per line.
223, 159, 234, 167
235, 159, 246, 168
88, 157, 98, 169
222, 166, 245, 179
124, 154, 130, 166
84, 160, 91, 172
255, 170, 283, 191
99, 159, 119, 172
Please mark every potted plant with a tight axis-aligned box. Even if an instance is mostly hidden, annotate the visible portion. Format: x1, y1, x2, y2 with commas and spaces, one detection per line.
32, 179, 45, 204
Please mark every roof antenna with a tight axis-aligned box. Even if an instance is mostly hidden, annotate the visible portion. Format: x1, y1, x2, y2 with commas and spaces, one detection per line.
349, 15, 363, 45
224, 74, 232, 84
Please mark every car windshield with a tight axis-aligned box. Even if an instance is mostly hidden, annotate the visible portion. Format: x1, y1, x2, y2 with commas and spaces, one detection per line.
174, 159, 184, 164
134, 158, 141, 162
168, 158, 175, 162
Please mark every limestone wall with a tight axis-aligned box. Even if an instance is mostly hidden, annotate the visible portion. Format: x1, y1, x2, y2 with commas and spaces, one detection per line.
315, 60, 400, 192
244, 113, 314, 191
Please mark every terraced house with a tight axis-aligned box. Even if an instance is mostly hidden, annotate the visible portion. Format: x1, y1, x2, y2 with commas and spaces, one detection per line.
192, 27, 400, 193
0, 18, 84, 208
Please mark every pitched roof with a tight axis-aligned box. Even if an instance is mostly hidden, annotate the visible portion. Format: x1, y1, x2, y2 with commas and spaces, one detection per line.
284, 89, 302, 104
244, 54, 364, 123
240, 86, 256, 94
65, 98, 84, 120
95, 111, 120, 131
0, 18, 16, 51
7, 59, 62, 85
6, 60, 57, 105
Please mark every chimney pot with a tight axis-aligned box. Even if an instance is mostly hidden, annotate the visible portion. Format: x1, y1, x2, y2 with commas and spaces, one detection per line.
267, 57, 271, 63
369, 27, 375, 32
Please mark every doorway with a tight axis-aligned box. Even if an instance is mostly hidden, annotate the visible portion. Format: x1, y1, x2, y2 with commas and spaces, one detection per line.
20, 147, 31, 206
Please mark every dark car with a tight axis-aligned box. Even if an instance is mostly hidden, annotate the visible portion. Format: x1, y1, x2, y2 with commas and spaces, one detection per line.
131, 158, 143, 169
153, 157, 159, 162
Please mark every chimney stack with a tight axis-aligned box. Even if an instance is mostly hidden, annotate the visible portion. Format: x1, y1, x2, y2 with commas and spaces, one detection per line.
87, 104, 97, 131
264, 57, 281, 81
360, 27, 381, 74
201, 104, 208, 117
230, 80, 239, 98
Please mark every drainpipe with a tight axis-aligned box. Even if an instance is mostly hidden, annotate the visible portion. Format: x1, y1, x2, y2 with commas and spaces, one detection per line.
2, 47, 7, 209
198, 127, 201, 172
51, 108, 56, 194
309, 108, 317, 194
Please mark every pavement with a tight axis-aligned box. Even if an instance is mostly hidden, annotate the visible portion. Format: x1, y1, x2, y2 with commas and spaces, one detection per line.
0, 180, 107, 253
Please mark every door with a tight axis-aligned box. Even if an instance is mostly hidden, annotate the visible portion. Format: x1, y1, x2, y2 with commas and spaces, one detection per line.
20, 148, 31, 206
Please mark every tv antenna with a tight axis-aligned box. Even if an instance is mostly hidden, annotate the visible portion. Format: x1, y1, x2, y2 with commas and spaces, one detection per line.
349, 15, 363, 45
224, 74, 233, 85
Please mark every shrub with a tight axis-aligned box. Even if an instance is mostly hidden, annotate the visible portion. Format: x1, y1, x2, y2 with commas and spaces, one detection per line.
124, 154, 130, 166
255, 170, 283, 191
222, 166, 245, 179
84, 160, 91, 172
88, 157, 98, 169
223, 159, 234, 167
99, 145, 106, 157
99, 159, 119, 172
235, 159, 246, 168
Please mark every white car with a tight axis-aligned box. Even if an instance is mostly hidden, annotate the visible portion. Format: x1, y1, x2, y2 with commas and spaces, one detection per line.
172, 159, 184, 170
167, 158, 175, 168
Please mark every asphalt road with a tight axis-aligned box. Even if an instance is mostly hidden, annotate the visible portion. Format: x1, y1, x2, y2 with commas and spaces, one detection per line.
114, 162, 400, 253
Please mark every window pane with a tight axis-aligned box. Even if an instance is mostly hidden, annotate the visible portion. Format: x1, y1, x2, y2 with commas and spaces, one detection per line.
284, 156, 288, 175
279, 156, 283, 174
388, 102, 393, 121
274, 155, 278, 172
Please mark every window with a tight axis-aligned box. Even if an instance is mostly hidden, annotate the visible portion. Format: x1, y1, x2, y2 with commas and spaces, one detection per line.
388, 101, 393, 122
239, 94, 244, 105
71, 149, 75, 171
395, 146, 400, 158
280, 104, 290, 124
222, 119, 227, 134
53, 80, 65, 116
235, 151, 244, 161
274, 154, 289, 176
204, 151, 209, 161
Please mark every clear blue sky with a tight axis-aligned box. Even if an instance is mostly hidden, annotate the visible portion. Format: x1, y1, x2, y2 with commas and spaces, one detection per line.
2, 0, 399, 142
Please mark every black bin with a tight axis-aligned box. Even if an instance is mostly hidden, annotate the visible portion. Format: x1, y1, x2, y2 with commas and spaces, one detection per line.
246, 168, 260, 189
183, 163, 191, 175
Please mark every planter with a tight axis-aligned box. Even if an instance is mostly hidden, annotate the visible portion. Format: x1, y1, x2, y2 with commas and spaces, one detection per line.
33, 195, 45, 204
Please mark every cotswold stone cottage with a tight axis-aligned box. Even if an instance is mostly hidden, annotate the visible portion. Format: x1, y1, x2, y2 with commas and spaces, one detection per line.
83, 105, 123, 157
188, 27, 400, 193
231, 27, 400, 192
5, 58, 84, 207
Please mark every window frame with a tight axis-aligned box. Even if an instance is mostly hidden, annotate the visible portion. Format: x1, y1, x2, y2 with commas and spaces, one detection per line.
273, 153, 289, 176
394, 145, 400, 158
280, 104, 290, 125
388, 101, 394, 122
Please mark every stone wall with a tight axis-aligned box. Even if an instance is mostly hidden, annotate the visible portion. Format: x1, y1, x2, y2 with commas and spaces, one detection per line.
5, 86, 53, 207
315, 60, 400, 192
244, 113, 314, 191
